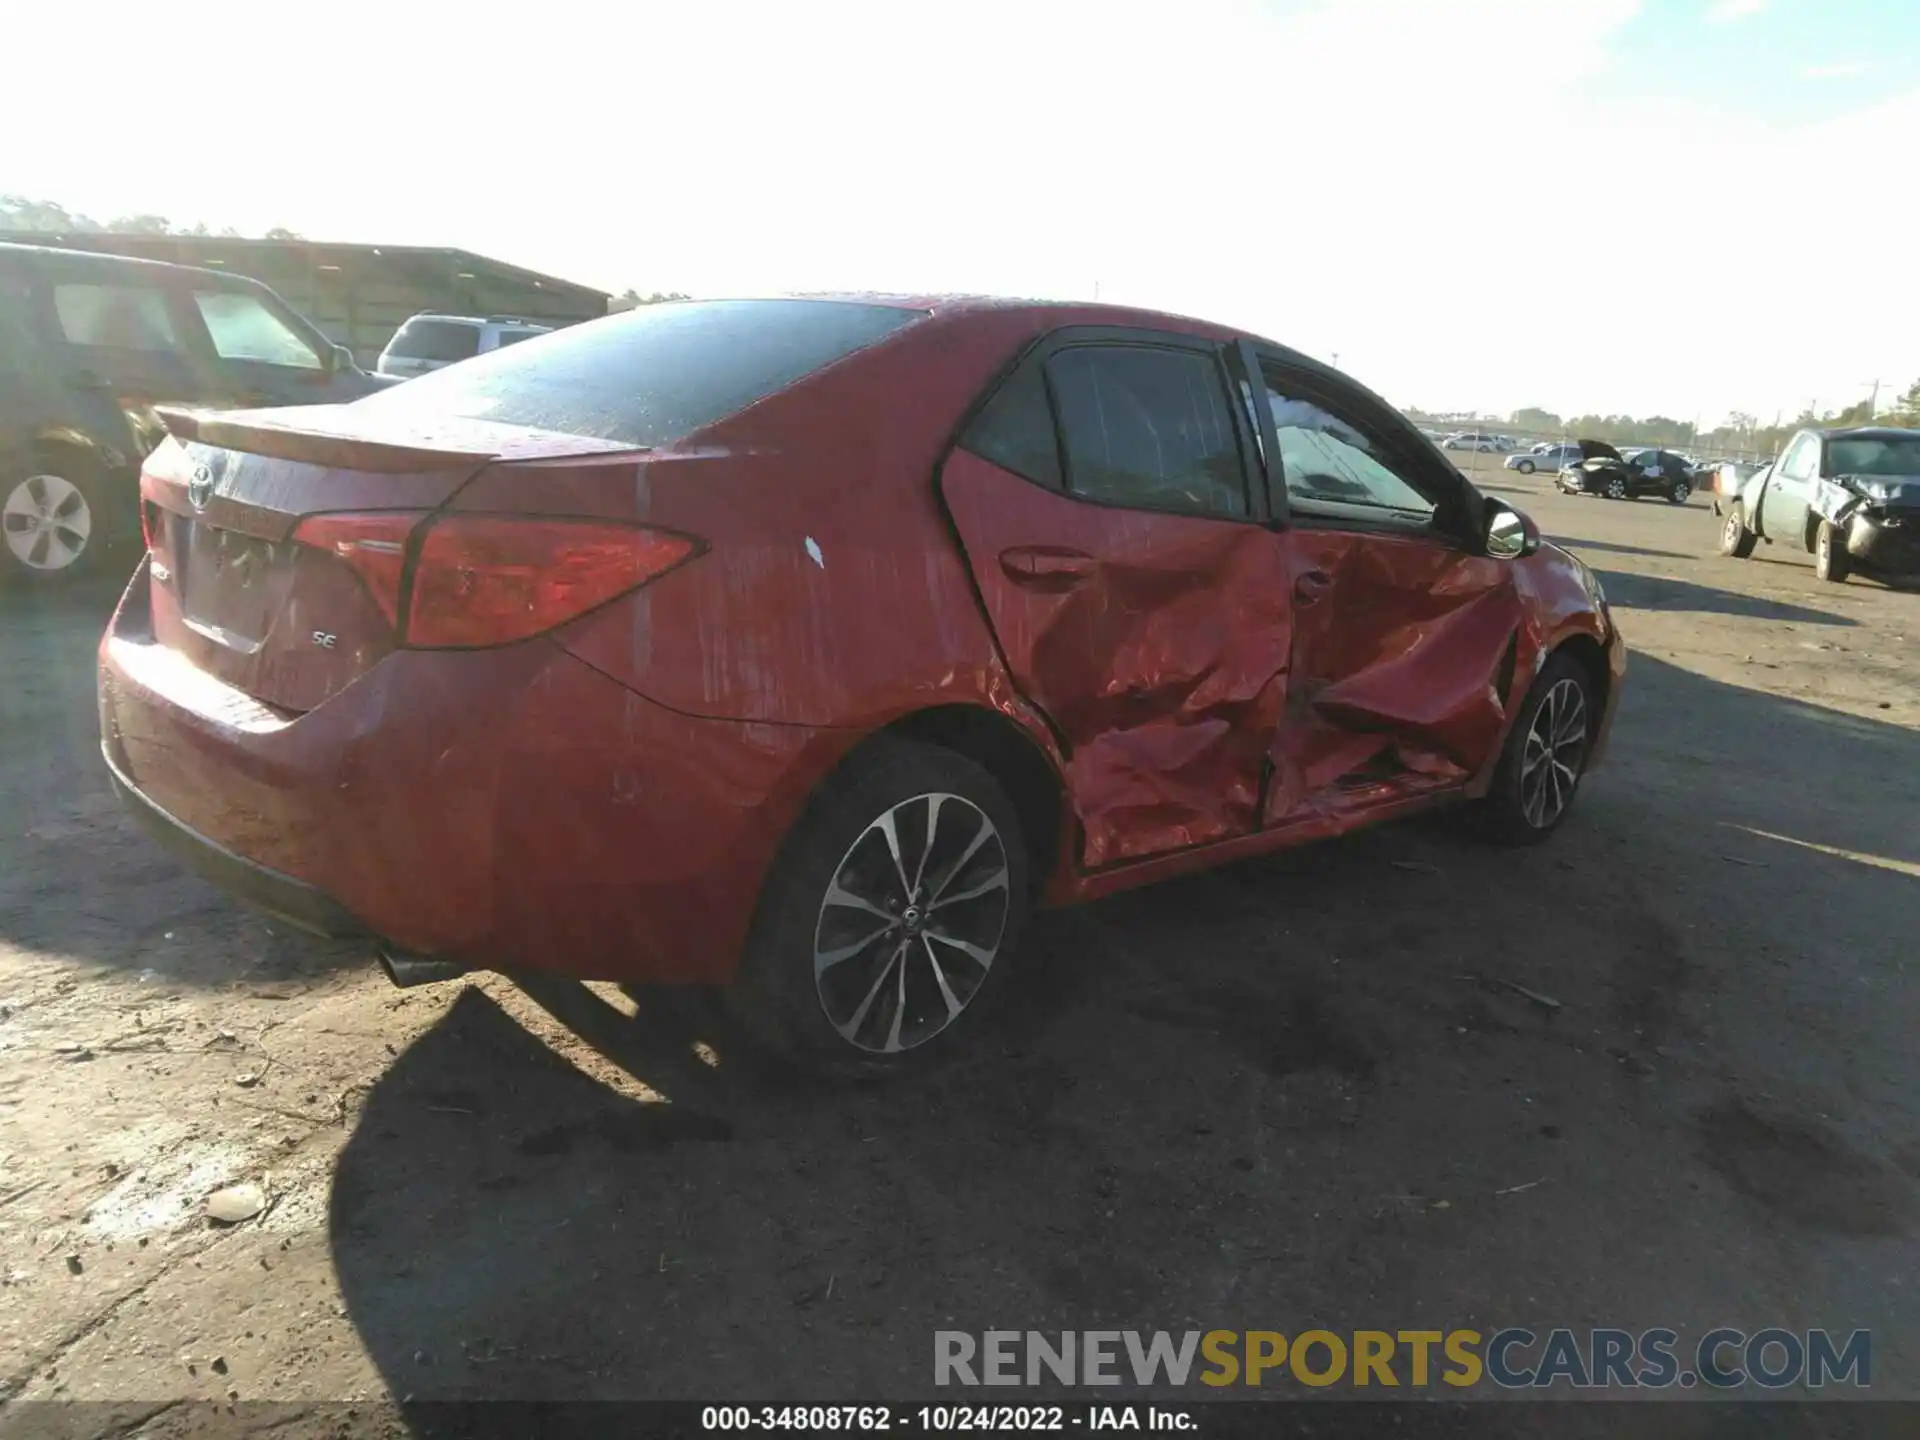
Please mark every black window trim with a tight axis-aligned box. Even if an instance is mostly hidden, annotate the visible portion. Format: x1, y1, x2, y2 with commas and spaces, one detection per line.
1250, 344, 1481, 547
954, 324, 1270, 526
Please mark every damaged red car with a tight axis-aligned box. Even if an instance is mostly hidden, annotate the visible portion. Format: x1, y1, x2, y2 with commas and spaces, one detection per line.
99, 297, 1624, 1071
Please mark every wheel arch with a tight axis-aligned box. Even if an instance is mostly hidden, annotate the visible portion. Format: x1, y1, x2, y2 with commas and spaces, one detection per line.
1549, 632, 1611, 718
874, 703, 1068, 897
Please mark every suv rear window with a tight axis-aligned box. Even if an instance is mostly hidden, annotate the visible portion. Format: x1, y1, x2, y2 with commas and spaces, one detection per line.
388, 319, 482, 363
53, 283, 182, 352
355, 299, 926, 448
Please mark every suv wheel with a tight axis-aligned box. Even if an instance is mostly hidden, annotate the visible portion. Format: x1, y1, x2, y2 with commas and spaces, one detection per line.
730, 737, 1031, 1074
2, 471, 105, 583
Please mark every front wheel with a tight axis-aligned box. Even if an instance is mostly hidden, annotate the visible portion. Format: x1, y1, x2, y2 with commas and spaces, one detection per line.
1473, 654, 1596, 845
1517, 459, 1536, 474
729, 737, 1031, 1074
1720, 502, 1757, 558
1667, 480, 1691, 505
1814, 520, 1851, 583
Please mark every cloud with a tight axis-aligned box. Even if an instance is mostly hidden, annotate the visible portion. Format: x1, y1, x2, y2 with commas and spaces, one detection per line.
1707, 0, 1765, 21
1805, 60, 1871, 78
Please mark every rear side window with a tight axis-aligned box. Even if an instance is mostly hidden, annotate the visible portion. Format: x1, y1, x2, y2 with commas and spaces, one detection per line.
355, 299, 926, 448
492, 327, 546, 349
960, 353, 1061, 490
192, 290, 323, 369
388, 319, 481, 363
53, 283, 182, 352
1049, 346, 1248, 518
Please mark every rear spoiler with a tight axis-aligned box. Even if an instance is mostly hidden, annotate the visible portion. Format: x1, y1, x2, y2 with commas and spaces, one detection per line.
157, 406, 496, 474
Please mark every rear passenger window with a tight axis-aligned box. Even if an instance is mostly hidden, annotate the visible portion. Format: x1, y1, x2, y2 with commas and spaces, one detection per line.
960, 354, 1061, 490
389, 320, 482, 363
1049, 346, 1248, 519
53, 283, 183, 352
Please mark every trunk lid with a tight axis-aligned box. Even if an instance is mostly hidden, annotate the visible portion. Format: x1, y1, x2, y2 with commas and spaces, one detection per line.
142, 404, 641, 712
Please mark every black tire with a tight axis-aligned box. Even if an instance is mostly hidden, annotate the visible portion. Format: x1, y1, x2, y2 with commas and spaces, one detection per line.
1667, 480, 1691, 505
1720, 501, 1757, 558
1814, 520, 1851, 584
1472, 653, 1597, 846
0, 466, 114, 585
1604, 475, 1628, 501
728, 736, 1032, 1076
1517, 459, 1536, 474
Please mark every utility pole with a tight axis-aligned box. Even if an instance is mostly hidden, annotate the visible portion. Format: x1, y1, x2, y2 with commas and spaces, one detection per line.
1862, 379, 1881, 420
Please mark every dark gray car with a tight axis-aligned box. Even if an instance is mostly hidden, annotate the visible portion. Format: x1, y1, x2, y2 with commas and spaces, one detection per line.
0, 242, 392, 583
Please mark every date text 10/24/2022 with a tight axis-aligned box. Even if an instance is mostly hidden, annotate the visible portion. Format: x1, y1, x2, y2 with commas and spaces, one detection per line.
702, 1407, 1193, 1432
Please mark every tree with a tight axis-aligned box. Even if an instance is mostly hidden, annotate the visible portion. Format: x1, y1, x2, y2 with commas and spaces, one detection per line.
107, 214, 173, 234
263, 226, 304, 241
1510, 406, 1562, 432
0, 195, 102, 232
609, 287, 691, 312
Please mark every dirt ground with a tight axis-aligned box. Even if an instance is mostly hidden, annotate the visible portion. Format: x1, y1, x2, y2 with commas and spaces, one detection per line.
2, 454, 1917, 1431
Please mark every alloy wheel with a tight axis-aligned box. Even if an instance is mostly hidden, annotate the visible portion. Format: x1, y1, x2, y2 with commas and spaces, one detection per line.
1723, 513, 1743, 550
812, 791, 1011, 1054
1519, 678, 1588, 829
2, 474, 93, 572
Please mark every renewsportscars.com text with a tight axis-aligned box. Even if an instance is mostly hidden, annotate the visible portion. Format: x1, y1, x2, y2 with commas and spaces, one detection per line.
935, 1328, 1870, 1390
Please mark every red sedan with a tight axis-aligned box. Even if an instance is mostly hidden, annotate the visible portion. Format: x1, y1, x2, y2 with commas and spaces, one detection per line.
98, 297, 1624, 1071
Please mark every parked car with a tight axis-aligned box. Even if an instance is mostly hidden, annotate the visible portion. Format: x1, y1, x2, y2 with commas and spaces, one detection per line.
100, 296, 1624, 1072
1704, 460, 1765, 516
0, 242, 391, 584
1506, 443, 1582, 474
1443, 431, 1500, 452
1555, 439, 1695, 503
375, 314, 554, 377
1720, 426, 1920, 583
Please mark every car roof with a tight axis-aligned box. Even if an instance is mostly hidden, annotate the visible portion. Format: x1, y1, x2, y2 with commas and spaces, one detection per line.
0, 239, 258, 290
1818, 426, 1920, 441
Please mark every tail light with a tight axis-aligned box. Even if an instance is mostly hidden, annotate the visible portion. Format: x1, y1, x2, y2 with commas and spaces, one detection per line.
291, 511, 698, 648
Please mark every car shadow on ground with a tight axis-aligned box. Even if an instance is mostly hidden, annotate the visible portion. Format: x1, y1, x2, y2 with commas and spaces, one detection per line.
1545, 536, 1693, 561
329, 654, 1920, 1408
0, 578, 383, 987
1591, 569, 1859, 627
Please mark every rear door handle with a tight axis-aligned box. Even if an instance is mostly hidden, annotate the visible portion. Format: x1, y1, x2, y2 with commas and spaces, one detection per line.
1000, 547, 1099, 588
1294, 568, 1333, 604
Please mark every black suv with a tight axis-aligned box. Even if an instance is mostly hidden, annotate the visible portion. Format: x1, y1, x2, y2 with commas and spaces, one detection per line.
0, 243, 392, 583
1554, 439, 1695, 503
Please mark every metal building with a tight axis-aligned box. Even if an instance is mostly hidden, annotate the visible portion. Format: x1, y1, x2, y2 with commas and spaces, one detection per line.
0, 233, 612, 366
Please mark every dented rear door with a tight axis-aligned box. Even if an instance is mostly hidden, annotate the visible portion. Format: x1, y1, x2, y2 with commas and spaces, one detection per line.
941, 332, 1291, 869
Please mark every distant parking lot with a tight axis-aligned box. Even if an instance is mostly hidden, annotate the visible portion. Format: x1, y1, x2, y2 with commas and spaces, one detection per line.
2, 455, 1917, 1425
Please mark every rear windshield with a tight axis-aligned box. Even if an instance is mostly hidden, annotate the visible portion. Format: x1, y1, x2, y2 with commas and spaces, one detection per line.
353, 299, 927, 447
1828, 434, 1920, 478
387, 319, 482, 363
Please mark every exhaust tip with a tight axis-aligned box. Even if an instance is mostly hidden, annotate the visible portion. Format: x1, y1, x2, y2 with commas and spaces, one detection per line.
377, 944, 470, 989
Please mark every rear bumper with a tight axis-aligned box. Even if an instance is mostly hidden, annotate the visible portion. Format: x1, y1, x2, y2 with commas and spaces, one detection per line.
99, 564, 853, 983
105, 752, 366, 939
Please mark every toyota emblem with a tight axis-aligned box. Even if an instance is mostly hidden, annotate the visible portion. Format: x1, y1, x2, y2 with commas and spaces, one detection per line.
187, 464, 215, 510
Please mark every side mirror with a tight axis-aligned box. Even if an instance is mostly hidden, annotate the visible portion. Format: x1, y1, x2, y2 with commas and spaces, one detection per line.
330, 342, 357, 372
1485, 501, 1541, 560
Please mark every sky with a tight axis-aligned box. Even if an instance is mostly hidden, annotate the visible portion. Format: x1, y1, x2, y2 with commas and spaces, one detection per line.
5, 0, 1917, 424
